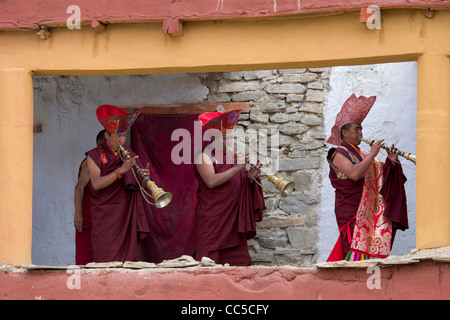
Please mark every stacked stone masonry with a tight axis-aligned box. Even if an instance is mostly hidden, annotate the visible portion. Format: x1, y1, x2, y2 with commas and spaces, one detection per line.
201, 68, 331, 266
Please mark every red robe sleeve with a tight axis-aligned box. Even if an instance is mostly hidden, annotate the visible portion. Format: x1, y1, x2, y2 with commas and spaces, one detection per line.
380, 157, 409, 231
237, 171, 266, 240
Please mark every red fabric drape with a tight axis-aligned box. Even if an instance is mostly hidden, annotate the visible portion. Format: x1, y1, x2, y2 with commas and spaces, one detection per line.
131, 114, 198, 263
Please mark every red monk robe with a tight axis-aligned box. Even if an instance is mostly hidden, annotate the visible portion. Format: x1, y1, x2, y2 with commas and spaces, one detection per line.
194, 109, 266, 266
85, 104, 149, 263
74, 159, 93, 265
194, 151, 265, 266
86, 144, 150, 262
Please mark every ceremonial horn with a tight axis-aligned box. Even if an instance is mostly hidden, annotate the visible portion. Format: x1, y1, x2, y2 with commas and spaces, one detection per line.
361, 138, 416, 165
266, 174, 296, 198
118, 145, 173, 208
228, 147, 295, 198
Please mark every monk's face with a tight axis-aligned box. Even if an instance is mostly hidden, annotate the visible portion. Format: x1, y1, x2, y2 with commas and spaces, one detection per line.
224, 132, 233, 149
342, 124, 363, 145
105, 132, 128, 151
210, 130, 234, 151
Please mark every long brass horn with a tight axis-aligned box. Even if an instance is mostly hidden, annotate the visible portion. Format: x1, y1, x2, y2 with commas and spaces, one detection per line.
361, 138, 416, 165
118, 145, 173, 208
228, 147, 295, 198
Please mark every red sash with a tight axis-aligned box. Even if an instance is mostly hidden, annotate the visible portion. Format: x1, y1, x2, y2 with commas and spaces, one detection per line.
326, 216, 355, 262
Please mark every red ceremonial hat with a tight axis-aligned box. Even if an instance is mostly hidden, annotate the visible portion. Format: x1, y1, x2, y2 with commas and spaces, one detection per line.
327, 94, 376, 146
198, 109, 242, 135
96, 104, 140, 133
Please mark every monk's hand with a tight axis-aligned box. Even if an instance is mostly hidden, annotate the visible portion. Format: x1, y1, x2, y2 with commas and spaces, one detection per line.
249, 160, 262, 179
369, 139, 384, 157
235, 156, 249, 172
121, 155, 138, 174
140, 163, 151, 188
387, 144, 399, 164
74, 210, 83, 232
142, 163, 150, 177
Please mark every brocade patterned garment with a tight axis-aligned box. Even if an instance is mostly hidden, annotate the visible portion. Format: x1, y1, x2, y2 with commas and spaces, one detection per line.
326, 141, 408, 261
350, 155, 392, 258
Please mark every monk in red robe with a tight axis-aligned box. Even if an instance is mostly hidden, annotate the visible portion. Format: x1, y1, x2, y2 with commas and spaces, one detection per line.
194, 110, 266, 266
326, 94, 409, 262
85, 104, 150, 262
74, 129, 105, 265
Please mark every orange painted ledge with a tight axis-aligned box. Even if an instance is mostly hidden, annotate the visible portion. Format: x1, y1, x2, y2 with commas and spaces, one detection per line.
1, 260, 449, 300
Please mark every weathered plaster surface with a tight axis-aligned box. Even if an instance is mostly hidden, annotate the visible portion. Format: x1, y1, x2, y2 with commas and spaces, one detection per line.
1, 260, 449, 300
1, 0, 449, 30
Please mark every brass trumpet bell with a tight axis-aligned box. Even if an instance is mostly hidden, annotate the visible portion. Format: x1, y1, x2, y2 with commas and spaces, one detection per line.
155, 192, 173, 209
227, 146, 296, 198
145, 180, 173, 208
118, 145, 173, 208
266, 174, 295, 198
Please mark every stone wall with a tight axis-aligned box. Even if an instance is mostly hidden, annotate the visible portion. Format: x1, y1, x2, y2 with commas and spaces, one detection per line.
200, 68, 331, 266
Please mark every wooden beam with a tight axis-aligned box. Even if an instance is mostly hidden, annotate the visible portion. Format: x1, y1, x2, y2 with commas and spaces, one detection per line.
121, 102, 249, 115
163, 18, 183, 36
33, 122, 43, 133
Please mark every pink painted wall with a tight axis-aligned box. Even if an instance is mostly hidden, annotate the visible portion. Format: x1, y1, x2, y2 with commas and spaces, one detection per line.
1, 0, 449, 30
1, 261, 449, 300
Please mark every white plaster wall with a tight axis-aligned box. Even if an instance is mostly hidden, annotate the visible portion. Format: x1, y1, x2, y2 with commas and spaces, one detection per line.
32, 74, 209, 265
318, 62, 417, 262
